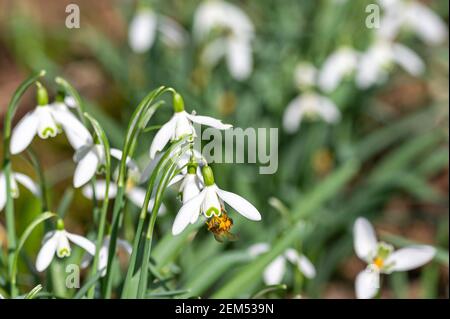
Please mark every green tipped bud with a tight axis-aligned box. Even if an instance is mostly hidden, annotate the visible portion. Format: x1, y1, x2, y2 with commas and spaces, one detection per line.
36, 82, 49, 106
173, 92, 185, 113
56, 219, 65, 230
201, 165, 215, 186
187, 162, 198, 174
55, 89, 65, 102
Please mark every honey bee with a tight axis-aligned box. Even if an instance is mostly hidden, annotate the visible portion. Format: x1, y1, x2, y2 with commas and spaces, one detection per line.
206, 210, 238, 243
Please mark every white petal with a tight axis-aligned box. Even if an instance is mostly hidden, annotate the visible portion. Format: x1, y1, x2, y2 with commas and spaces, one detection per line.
282, 96, 304, 133
355, 269, 380, 299
149, 117, 176, 159
406, 3, 448, 45
353, 218, 378, 262
36, 106, 58, 139
35, 232, 58, 272
297, 255, 316, 279
172, 190, 206, 235
158, 15, 187, 48
186, 113, 232, 130
385, 245, 436, 272
50, 104, 92, 149
316, 96, 341, 123
13, 173, 39, 196
126, 187, 166, 215
82, 180, 118, 200
293, 62, 318, 89
0, 173, 6, 211
66, 232, 96, 256
284, 249, 316, 279
392, 43, 425, 76
167, 174, 184, 188
73, 150, 99, 188
226, 37, 253, 81
128, 9, 158, 53
248, 243, 270, 257
318, 48, 358, 92
10, 110, 39, 154
216, 187, 261, 221
263, 256, 286, 285
117, 239, 133, 255
201, 39, 227, 67
181, 175, 202, 204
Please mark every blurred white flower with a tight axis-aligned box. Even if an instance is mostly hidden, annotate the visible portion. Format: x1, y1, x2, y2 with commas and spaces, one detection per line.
172, 166, 261, 235
318, 47, 359, 92
36, 220, 95, 272
72, 144, 124, 188
356, 38, 425, 89
82, 163, 166, 215
293, 62, 318, 90
81, 236, 132, 277
128, 8, 187, 53
10, 101, 89, 155
193, 0, 254, 80
378, 0, 448, 45
149, 110, 231, 159
248, 243, 316, 285
0, 170, 39, 211
283, 92, 341, 133
353, 217, 436, 299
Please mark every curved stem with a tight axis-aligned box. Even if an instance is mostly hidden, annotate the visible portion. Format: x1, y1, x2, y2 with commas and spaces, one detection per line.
2, 70, 45, 297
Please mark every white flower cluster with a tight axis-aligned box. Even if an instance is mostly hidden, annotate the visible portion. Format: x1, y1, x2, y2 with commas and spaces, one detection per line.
3, 82, 262, 274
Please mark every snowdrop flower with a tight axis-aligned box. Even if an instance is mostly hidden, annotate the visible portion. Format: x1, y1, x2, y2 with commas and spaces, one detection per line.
128, 7, 187, 53
81, 236, 131, 277
283, 92, 341, 133
356, 38, 425, 89
318, 47, 359, 93
248, 243, 316, 285
149, 93, 232, 159
35, 219, 95, 272
193, 0, 254, 80
353, 217, 436, 299
0, 170, 39, 211
168, 162, 204, 204
172, 165, 261, 235
293, 62, 318, 90
72, 130, 125, 188
10, 83, 90, 155
378, 0, 448, 45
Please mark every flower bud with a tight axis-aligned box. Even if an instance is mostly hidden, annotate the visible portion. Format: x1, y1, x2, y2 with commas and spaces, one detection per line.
36, 82, 49, 106
201, 165, 215, 186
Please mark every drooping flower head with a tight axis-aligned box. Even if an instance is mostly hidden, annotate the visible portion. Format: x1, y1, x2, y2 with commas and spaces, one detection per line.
36, 219, 95, 272
149, 92, 232, 159
0, 170, 39, 212
172, 165, 261, 237
10, 83, 90, 155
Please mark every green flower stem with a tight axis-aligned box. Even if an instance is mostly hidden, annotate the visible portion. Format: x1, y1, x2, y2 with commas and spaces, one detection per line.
2, 70, 45, 297
26, 149, 50, 212
121, 140, 189, 298
83, 113, 111, 299
137, 160, 179, 299
104, 86, 179, 298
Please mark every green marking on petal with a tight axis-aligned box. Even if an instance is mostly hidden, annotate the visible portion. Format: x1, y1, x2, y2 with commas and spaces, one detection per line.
205, 206, 220, 218
57, 248, 71, 258
40, 127, 56, 139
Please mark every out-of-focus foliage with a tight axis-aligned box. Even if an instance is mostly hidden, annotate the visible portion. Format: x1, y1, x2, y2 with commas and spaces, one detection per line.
0, 0, 448, 299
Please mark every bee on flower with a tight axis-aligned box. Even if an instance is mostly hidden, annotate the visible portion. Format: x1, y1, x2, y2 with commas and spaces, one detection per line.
171, 165, 261, 237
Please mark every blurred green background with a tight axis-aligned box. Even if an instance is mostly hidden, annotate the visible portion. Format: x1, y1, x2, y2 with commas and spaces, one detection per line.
0, 0, 448, 298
